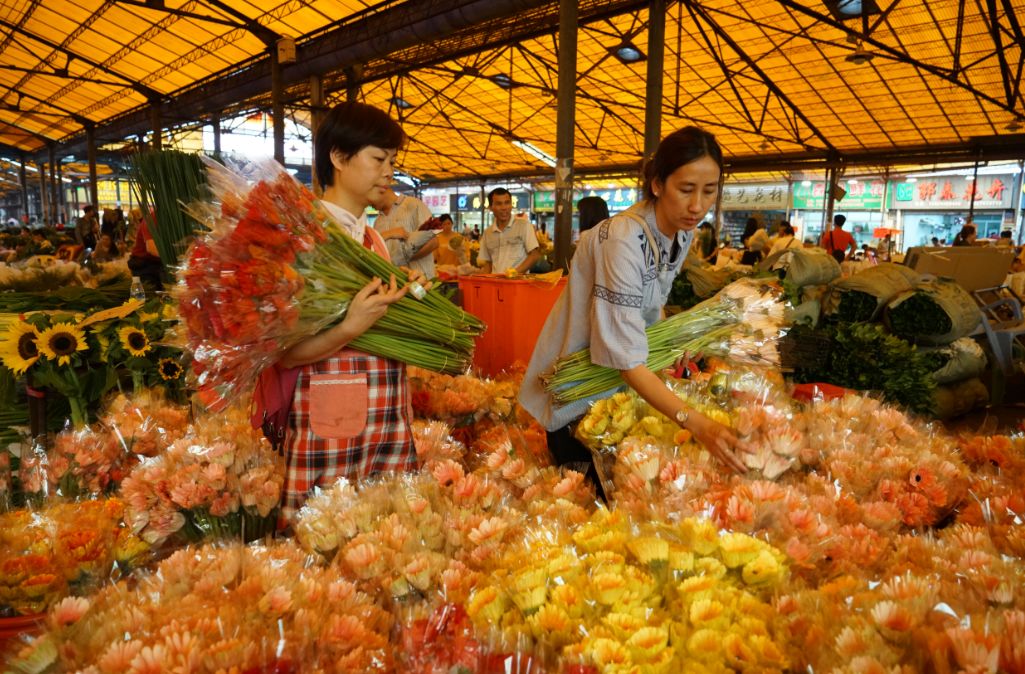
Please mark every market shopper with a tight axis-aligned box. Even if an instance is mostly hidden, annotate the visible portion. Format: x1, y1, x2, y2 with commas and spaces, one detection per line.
820, 214, 857, 263
519, 126, 750, 495
273, 101, 428, 521
952, 225, 977, 246
433, 214, 467, 266
739, 217, 768, 265
478, 188, 542, 274
372, 185, 438, 278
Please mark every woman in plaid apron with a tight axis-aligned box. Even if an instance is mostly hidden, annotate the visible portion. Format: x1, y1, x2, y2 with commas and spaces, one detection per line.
277, 102, 424, 521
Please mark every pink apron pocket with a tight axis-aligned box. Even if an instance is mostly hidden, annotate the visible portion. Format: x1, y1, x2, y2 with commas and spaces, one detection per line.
309, 374, 368, 439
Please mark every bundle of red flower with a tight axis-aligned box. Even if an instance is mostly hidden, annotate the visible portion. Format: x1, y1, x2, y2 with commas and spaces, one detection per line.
178, 159, 483, 411
178, 167, 329, 409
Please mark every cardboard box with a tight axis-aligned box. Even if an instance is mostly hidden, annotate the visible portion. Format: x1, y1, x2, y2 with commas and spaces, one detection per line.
904, 246, 1015, 291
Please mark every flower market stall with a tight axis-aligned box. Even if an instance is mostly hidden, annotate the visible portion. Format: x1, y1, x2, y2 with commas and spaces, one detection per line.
1, 162, 1023, 674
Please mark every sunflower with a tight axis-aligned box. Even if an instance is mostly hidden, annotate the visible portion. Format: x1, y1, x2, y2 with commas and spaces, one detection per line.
37, 323, 89, 366
118, 326, 150, 357
158, 357, 183, 381
0, 321, 42, 374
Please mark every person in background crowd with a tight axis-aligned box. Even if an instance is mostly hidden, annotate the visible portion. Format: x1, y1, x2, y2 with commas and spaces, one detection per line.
478, 187, 541, 274
127, 212, 164, 290
931, 236, 940, 247
273, 101, 430, 523
519, 126, 749, 497
469, 225, 481, 241
876, 233, 893, 262
952, 225, 977, 247
696, 221, 719, 264
372, 185, 438, 279
820, 214, 857, 263
766, 221, 797, 257
577, 195, 610, 234
89, 233, 120, 264
997, 230, 1014, 247
76, 205, 98, 246
433, 214, 467, 266
739, 217, 768, 265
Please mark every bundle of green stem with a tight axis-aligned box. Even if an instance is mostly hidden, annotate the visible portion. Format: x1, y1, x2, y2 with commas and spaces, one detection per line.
542, 302, 739, 405
131, 150, 208, 268
303, 223, 484, 374
543, 278, 788, 405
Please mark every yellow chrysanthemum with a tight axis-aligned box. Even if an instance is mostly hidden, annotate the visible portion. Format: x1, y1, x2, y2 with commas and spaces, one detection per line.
118, 326, 150, 357
627, 625, 670, 663
718, 532, 761, 568
741, 550, 782, 586
37, 323, 88, 366
628, 536, 670, 566
0, 320, 41, 374
158, 357, 183, 381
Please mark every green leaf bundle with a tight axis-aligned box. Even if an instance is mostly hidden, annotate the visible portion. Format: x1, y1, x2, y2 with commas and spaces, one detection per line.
131, 150, 209, 268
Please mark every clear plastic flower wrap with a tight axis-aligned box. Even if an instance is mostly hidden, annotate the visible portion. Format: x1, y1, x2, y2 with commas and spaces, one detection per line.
119, 402, 284, 547
177, 157, 483, 411
8, 540, 396, 673
0, 498, 148, 618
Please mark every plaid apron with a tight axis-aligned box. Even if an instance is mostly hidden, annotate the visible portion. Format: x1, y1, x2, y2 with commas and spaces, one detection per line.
280, 226, 417, 521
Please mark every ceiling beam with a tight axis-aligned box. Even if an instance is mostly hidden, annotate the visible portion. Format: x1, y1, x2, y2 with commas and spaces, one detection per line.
772, 0, 1023, 116
111, 0, 250, 31
0, 18, 160, 100
0, 63, 130, 88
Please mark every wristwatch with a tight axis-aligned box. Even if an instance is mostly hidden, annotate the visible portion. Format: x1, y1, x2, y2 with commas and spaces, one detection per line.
675, 409, 689, 426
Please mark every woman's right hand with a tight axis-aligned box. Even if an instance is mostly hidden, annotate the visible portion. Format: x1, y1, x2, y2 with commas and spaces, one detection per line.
683, 408, 749, 474
342, 274, 408, 336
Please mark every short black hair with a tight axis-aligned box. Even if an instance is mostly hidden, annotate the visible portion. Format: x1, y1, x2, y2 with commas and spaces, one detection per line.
577, 195, 610, 232
642, 126, 723, 201
833, 214, 847, 227
487, 187, 511, 206
1000, 230, 1012, 238
438, 213, 453, 223
314, 101, 405, 189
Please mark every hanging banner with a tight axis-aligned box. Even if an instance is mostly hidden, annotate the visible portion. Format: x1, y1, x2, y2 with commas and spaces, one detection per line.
891, 175, 1016, 210
721, 184, 788, 210
792, 180, 885, 210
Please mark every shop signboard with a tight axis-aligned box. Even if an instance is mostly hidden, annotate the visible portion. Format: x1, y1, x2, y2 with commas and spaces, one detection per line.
792, 180, 885, 210
890, 174, 1016, 210
420, 193, 450, 213
532, 188, 638, 212
451, 191, 530, 213
721, 184, 788, 210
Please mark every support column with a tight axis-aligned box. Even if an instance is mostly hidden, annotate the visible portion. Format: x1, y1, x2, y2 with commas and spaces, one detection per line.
968, 154, 980, 223
553, 0, 577, 272
211, 112, 222, 158
86, 123, 98, 210
19, 153, 28, 224
38, 161, 48, 226
56, 159, 65, 226
643, 0, 666, 161
1014, 159, 1024, 245
150, 100, 162, 150
310, 74, 325, 193
48, 144, 58, 224
271, 48, 285, 165
345, 65, 362, 102
823, 166, 835, 237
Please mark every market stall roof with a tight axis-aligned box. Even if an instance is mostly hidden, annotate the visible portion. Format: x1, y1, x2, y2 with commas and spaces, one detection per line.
1, 0, 1024, 184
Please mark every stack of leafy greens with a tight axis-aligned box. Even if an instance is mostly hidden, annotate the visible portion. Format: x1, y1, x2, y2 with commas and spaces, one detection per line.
791, 322, 936, 414
0, 276, 129, 313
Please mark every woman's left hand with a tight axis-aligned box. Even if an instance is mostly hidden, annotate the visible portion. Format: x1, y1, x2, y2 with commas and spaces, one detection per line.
684, 409, 749, 473
400, 266, 434, 293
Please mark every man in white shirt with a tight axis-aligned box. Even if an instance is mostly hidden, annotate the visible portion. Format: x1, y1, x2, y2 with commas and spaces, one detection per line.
478, 188, 541, 274
372, 186, 438, 278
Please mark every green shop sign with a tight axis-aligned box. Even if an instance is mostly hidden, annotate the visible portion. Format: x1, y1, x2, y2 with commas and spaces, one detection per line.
792, 180, 885, 210
533, 188, 638, 213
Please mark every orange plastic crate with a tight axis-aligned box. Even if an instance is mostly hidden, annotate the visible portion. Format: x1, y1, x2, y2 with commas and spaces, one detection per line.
458, 276, 567, 377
